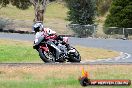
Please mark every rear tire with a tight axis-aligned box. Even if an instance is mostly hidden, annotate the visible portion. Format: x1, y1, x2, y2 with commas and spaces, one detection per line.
68, 48, 81, 62
38, 48, 55, 63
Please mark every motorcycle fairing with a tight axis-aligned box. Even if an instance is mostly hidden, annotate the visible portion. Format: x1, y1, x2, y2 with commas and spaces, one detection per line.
40, 46, 49, 52
46, 41, 61, 60
34, 32, 45, 46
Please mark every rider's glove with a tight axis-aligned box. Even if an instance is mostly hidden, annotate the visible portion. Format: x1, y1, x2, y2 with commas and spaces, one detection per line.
57, 35, 63, 41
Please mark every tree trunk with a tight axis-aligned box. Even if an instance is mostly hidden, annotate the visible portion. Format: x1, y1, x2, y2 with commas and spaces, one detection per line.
30, 0, 48, 23
34, 9, 44, 22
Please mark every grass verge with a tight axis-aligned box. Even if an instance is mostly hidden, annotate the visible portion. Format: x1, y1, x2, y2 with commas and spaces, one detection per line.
0, 39, 40, 63
0, 2, 68, 21
0, 2, 73, 35
75, 46, 119, 60
0, 39, 119, 62
0, 65, 131, 88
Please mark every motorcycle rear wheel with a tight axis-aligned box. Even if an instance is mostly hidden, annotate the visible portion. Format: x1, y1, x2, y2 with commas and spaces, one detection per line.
68, 48, 81, 62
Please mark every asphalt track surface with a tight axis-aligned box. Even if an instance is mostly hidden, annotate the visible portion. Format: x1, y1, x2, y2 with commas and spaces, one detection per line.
0, 33, 132, 64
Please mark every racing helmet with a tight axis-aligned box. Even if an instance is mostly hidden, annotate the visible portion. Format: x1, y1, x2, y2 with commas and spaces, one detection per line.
33, 22, 44, 32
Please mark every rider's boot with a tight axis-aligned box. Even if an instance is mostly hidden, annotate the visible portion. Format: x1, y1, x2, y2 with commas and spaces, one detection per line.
66, 44, 76, 53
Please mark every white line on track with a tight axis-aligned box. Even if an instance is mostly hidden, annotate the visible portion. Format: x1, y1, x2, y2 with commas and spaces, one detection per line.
81, 52, 131, 63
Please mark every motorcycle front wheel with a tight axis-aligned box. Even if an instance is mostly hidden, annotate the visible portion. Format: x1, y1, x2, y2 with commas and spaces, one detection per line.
38, 48, 55, 63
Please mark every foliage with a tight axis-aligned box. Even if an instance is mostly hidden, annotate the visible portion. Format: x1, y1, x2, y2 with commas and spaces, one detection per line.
96, 0, 112, 16
0, 0, 10, 7
68, 24, 95, 37
0, 0, 32, 10
65, 0, 96, 25
104, 0, 132, 34
0, 18, 9, 30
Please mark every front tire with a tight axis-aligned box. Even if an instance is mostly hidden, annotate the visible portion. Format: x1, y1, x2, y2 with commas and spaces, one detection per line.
38, 48, 55, 63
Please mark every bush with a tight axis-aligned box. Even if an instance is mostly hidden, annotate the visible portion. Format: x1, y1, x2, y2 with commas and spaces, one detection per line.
0, 18, 9, 31
96, 0, 112, 16
104, 0, 132, 34
68, 24, 96, 37
65, 0, 96, 25
103, 27, 123, 35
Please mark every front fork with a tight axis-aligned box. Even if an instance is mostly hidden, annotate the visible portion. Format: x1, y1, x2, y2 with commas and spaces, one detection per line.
46, 41, 62, 61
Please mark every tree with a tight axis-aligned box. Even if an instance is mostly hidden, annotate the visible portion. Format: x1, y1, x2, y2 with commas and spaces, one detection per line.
105, 0, 132, 28
96, 0, 112, 16
0, 0, 48, 22
29, 0, 48, 22
65, 0, 96, 25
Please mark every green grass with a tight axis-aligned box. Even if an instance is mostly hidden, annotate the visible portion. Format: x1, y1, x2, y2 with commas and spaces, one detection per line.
0, 65, 131, 88
0, 39, 119, 62
0, 78, 78, 88
0, 39, 40, 62
0, 45, 39, 62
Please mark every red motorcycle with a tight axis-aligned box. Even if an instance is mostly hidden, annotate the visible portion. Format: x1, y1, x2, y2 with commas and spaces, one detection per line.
33, 31, 81, 63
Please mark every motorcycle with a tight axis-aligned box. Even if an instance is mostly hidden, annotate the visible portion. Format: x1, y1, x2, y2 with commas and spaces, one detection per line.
33, 31, 81, 63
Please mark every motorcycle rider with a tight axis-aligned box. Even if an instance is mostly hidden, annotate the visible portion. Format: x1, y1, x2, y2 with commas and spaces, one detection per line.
33, 22, 72, 61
